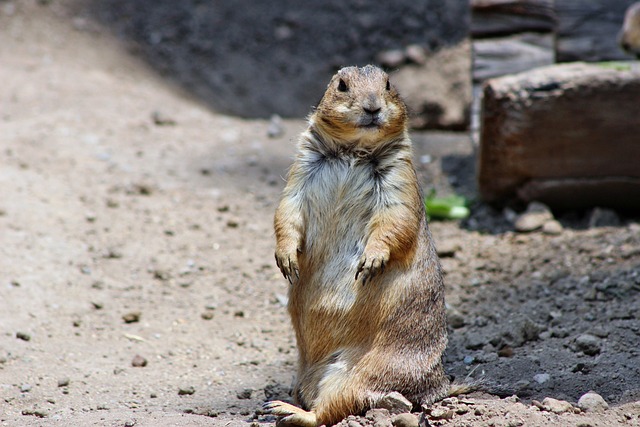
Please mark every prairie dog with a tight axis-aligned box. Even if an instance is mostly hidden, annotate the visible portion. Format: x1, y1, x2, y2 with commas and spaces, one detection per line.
620, 2, 640, 57
265, 65, 448, 426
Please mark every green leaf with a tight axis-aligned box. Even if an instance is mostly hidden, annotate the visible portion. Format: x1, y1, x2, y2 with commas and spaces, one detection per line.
425, 192, 470, 220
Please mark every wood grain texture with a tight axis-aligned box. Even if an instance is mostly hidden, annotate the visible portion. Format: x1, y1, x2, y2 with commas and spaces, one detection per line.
478, 62, 640, 210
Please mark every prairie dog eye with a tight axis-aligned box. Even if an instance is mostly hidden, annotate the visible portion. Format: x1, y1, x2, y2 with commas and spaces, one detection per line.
338, 79, 348, 92
385, 79, 390, 91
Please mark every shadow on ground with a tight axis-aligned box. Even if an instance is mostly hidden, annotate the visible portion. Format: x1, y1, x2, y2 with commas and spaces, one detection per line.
82, 0, 469, 118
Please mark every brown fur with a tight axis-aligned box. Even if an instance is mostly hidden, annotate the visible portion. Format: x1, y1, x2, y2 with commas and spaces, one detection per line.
267, 65, 448, 426
620, 2, 640, 57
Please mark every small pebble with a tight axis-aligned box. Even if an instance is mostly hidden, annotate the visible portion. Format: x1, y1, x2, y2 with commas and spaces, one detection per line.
201, 311, 214, 320
267, 114, 284, 138
447, 308, 465, 328
574, 334, 601, 356
131, 355, 148, 367
178, 386, 195, 395
21, 408, 47, 418
405, 44, 427, 64
429, 408, 454, 420
20, 384, 32, 393
514, 202, 553, 232
392, 413, 418, 427
541, 397, 573, 414
437, 241, 460, 258
57, 378, 70, 387
577, 392, 608, 412
151, 110, 176, 126
533, 373, 550, 384
376, 391, 413, 415
236, 388, 252, 399
122, 312, 141, 324
498, 345, 514, 358
376, 49, 405, 68
16, 331, 31, 341
542, 220, 563, 235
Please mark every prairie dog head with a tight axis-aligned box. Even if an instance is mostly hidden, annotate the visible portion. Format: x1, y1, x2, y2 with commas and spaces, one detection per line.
620, 2, 640, 58
311, 65, 407, 147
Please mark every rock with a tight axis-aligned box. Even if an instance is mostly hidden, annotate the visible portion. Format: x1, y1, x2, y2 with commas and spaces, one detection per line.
588, 207, 621, 228
475, 352, 499, 363
498, 345, 514, 358
577, 392, 609, 412
392, 413, 419, 427
574, 334, 601, 356
533, 373, 550, 384
122, 312, 141, 324
57, 377, 70, 387
464, 331, 485, 350
376, 49, 406, 68
20, 383, 32, 393
264, 382, 291, 401
365, 408, 392, 427
267, 114, 284, 138
178, 386, 196, 396
499, 316, 541, 347
236, 388, 252, 399
376, 392, 413, 415
514, 202, 553, 232
429, 407, 454, 420
541, 397, 574, 414
542, 220, 563, 235
201, 311, 214, 320
446, 307, 465, 329
16, 331, 31, 341
151, 110, 177, 126
21, 408, 48, 418
391, 41, 471, 130
131, 355, 148, 367
437, 240, 460, 258
405, 44, 427, 65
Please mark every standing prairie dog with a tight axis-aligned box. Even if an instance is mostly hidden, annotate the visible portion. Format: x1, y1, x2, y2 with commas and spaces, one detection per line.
265, 65, 448, 426
620, 2, 640, 57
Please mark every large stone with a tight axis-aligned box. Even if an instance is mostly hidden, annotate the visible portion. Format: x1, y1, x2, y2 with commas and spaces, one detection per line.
478, 62, 640, 211
392, 41, 472, 130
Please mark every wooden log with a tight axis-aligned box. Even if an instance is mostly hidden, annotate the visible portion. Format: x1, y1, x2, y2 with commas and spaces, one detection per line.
478, 62, 640, 211
556, 0, 638, 62
471, 0, 555, 37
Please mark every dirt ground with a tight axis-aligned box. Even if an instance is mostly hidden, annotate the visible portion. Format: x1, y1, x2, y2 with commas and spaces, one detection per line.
1, 2, 640, 427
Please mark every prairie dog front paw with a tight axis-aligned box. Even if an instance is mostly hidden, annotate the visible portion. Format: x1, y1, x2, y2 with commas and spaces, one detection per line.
275, 246, 300, 284
356, 246, 389, 285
